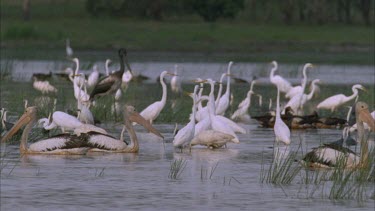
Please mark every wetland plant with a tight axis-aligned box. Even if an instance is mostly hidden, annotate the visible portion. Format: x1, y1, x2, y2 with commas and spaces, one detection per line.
168, 158, 187, 180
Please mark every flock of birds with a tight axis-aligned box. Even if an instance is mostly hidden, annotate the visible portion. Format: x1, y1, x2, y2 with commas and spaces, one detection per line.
1, 44, 374, 170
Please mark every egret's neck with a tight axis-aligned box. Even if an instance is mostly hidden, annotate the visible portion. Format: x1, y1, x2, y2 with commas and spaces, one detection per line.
276, 86, 281, 119
270, 66, 277, 79
208, 83, 216, 119
305, 82, 317, 100
347, 88, 359, 102
160, 75, 167, 104
105, 62, 110, 76
74, 60, 79, 75
198, 85, 204, 110
215, 74, 226, 106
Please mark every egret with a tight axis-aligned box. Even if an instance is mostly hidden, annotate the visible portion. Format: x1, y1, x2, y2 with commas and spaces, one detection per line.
216, 61, 233, 115
284, 79, 320, 114
87, 65, 100, 90
285, 63, 314, 99
66, 38, 73, 58
274, 84, 291, 145
173, 85, 199, 149
317, 84, 366, 112
302, 101, 374, 169
170, 64, 182, 95
139, 71, 175, 124
269, 61, 292, 94
231, 80, 257, 122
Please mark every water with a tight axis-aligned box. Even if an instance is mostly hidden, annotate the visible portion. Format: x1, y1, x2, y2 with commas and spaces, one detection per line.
1, 59, 374, 210
1, 124, 374, 210
2, 60, 375, 85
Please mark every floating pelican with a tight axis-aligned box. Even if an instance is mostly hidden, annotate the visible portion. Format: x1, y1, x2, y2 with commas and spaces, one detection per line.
274, 84, 291, 145
216, 61, 233, 115
170, 64, 182, 95
317, 84, 366, 112
139, 71, 175, 124
90, 48, 132, 100
190, 130, 236, 149
302, 101, 375, 169
269, 61, 291, 94
1, 107, 89, 155
173, 85, 199, 149
285, 63, 313, 99
86, 105, 163, 153
66, 38, 73, 58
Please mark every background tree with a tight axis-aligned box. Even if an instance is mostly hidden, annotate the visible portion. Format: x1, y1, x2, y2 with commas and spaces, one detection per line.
190, 0, 244, 22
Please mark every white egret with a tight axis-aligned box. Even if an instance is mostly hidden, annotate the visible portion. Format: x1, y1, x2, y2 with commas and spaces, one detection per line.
274, 84, 291, 145
215, 73, 227, 108
284, 79, 320, 114
231, 80, 257, 122
269, 61, 291, 94
87, 65, 100, 90
285, 63, 314, 99
317, 84, 366, 112
139, 71, 175, 124
173, 85, 199, 149
170, 64, 182, 95
66, 38, 73, 58
216, 61, 233, 115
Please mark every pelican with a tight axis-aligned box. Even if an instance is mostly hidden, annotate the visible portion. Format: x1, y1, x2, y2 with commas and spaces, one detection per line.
231, 80, 256, 122
283, 79, 320, 114
274, 84, 291, 145
216, 61, 233, 115
190, 130, 236, 149
269, 61, 292, 94
86, 105, 163, 153
170, 64, 182, 95
87, 65, 100, 90
66, 38, 73, 58
317, 84, 366, 112
302, 101, 375, 169
172, 85, 199, 149
90, 48, 132, 100
1, 107, 89, 155
139, 71, 175, 124
285, 63, 314, 99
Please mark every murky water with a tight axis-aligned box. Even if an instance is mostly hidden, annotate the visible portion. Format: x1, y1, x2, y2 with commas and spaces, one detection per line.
1, 123, 374, 210
1, 59, 374, 210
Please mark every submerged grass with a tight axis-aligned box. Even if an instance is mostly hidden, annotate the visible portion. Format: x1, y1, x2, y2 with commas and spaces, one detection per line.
168, 158, 187, 180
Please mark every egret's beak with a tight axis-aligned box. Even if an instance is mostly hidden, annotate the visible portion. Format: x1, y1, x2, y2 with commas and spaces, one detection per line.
184, 91, 193, 97
226, 74, 234, 77
360, 87, 367, 92
191, 79, 207, 83
166, 72, 177, 76
128, 111, 164, 139
358, 108, 375, 131
1, 112, 31, 142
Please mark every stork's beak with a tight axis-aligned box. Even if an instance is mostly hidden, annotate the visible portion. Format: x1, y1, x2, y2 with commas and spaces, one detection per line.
1, 112, 31, 142
128, 111, 164, 139
358, 108, 375, 131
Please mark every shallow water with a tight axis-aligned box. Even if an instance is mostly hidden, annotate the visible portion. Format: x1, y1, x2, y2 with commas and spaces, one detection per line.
1, 122, 375, 210
1, 59, 375, 210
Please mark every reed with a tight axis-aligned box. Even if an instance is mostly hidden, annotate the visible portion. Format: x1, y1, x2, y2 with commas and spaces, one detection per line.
168, 158, 187, 180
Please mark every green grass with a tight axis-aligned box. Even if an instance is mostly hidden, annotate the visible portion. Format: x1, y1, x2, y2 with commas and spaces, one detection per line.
1, 0, 374, 64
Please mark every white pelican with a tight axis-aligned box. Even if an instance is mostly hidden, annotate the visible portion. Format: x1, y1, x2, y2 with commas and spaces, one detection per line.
231, 80, 256, 122
285, 63, 314, 99
216, 61, 233, 115
269, 61, 292, 94
284, 79, 320, 114
302, 101, 375, 169
1, 107, 89, 155
90, 48, 132, 100
350, 110, 375, 132
87, 65, 100, 90
139, 71, 174, 124
190, 130, 236, 149
86, 105, 163, 153
317, 84, 366, 112
274, 84, 291, 145
170, 64, 182, 95
33, 78, 57, 94
66, 38, 73, 58
172, 85, 199, 149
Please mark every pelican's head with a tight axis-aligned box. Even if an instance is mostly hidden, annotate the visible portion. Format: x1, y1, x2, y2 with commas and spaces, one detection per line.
1, 107, 37, 143
124, 105, 164, 139
355, 102, 375, 131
